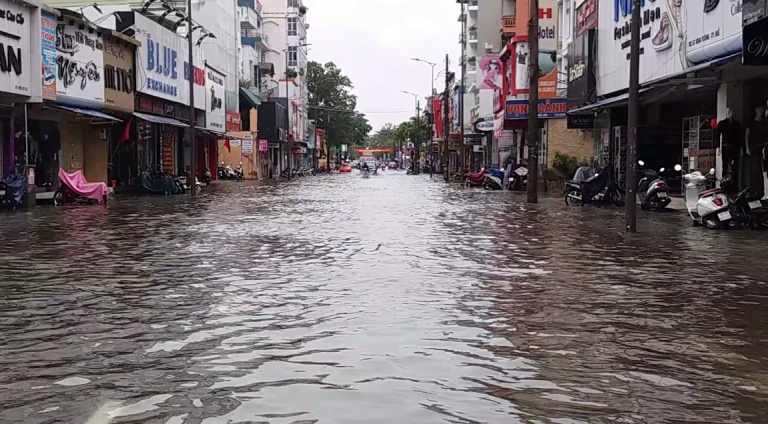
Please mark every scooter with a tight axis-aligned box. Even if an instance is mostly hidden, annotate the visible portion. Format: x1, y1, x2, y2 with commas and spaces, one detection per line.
234, 162, 244, 181
465, 168, 488, 188
637, 161, 671, 211
217, 162, 226, 180
721, 175, 767, 229
204, 168, 212, 185
681, 165, 733, 229
362, 169, 370, 178
483, 169, 504, 190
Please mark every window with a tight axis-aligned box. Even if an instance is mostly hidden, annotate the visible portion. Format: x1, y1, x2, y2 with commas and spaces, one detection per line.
287, 17, 297, 36
261, 52, 266, 62
288, 46, 298, 67
288, 0, 299, 7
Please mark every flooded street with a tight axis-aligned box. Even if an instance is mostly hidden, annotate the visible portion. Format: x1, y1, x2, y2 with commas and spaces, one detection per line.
1, 172, 768, 424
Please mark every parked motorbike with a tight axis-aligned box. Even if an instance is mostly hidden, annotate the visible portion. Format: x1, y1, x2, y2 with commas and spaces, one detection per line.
217, 162, 226, 180
204, 168, 212, 185
563, 166, 624, 206
682, 165, 733, 229
506, 165, 528, 191
0, 173, 27, 209
721, 175, 767, 229
465, 168, 488, 188
637, 161, 671, 211
234, 162, 244, 181
483, 169, 505, 190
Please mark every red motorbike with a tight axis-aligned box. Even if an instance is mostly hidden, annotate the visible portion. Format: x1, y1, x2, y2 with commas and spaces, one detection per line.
464, 168, 488, 188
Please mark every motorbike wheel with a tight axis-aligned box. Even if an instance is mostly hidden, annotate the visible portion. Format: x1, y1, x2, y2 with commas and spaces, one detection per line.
565, 190, 583, 206
465, 178, 471, 188
53, 190, 63, 206
703, 217, 719, 229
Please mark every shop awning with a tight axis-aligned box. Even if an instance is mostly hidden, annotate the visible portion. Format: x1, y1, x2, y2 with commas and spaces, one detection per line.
240, 87, 264, 108
567, 88, 653, 114
133, 112, 187, 127
52, 105, 122, 122
642, 53, 740, 88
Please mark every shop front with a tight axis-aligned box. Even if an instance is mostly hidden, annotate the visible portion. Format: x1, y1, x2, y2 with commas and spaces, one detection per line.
115, 11, 206, 181
0, 0, 46, 184
257, 100, 288, 179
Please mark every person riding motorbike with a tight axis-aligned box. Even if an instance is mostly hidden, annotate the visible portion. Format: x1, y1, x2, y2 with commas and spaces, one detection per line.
361, 162, 370, 172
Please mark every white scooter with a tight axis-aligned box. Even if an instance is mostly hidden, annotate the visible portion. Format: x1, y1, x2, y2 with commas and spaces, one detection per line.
681, 165, 733, 229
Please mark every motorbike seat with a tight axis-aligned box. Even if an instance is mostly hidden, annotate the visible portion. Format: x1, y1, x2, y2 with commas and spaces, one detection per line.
699, 188, 721, 198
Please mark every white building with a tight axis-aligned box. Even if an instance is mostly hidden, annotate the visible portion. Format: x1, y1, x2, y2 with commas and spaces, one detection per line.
260, 0, 309, 144
61, 0, 240, 114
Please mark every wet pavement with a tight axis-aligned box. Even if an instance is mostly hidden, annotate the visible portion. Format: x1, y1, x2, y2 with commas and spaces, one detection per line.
1, 171, 767, 424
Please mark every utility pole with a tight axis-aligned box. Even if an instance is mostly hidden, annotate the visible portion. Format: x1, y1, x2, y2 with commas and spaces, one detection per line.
526, 0, 540, 203
416, 100, 421, 174
625, 0, 641, 232
187, 0, 197, 196
459, 0, 466, 172
443, 54, 450, 181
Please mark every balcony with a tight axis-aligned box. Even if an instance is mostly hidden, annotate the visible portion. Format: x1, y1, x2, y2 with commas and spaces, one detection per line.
468, 32, 477, 44
468, 0, 478, 13
240, 6, 260, 29
467, 62, 477, 74
241, 28, 268, 49
500, 15, 516, 36
237, 0, 263, 14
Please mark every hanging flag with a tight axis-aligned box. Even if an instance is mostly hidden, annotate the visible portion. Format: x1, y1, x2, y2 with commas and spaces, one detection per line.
224, 139, 231, 153
120, 119, 132, 143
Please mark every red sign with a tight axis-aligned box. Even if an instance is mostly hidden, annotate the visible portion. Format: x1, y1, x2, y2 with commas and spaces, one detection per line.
226, 111, 241, 132
576, 0, 597, 35
433, 99, 443, 139
315, 128, 324, 151
258, 139, 268, 152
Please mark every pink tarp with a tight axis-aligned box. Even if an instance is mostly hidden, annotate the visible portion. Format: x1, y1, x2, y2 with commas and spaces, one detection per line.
58, 169, 107, 203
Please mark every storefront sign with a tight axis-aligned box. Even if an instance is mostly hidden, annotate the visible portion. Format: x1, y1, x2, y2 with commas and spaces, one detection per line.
743, 16, 768, 65
242, 135, 253, 155
576, 0, 598, 35
567, 113, 595, 129
103, 37, 135, 111
268, 142, 280, 149
511, 1, 558, 99
55, 20, 105, 103
505, 98, 567, 119
474, 119, 494, 133
567, 29, 596, 109
597, 0, 684, 95
126, 12, 204, 108
41, 11, 56, 101
0, 0, 31, 96
205, 65, 225, 132
315, 128, 323, 151
225, 111, 241, 131
685, 0, 743, 64
743, 0, 766, 25
258, 139, 268, 152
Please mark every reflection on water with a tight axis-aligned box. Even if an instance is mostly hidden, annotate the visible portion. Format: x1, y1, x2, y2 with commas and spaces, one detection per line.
0, 173, 767, 423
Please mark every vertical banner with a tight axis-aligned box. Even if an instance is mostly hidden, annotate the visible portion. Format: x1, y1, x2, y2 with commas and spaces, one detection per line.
258, 139, 268, 152
41, 11, 57, 101
242, 135, 254, 155
538, 0, 559, 99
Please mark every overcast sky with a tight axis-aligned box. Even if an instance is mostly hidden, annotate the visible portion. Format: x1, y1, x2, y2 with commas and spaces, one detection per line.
307, 0, 462, 133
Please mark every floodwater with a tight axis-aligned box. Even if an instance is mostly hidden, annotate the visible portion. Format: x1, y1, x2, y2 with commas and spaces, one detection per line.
0, 171, 767, 424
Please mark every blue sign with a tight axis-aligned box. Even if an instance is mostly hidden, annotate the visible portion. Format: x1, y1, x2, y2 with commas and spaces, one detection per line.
505, 98, 567, 120
614, 0, 655, 22
146, 39, 179, 97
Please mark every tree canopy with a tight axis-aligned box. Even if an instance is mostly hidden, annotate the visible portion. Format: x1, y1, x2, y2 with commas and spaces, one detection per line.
307, 61, 371, 149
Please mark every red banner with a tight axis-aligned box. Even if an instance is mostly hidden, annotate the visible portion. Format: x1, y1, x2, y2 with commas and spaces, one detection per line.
226, 111, 242, 132
315, 128, 324, 151
434, 99, 443, 140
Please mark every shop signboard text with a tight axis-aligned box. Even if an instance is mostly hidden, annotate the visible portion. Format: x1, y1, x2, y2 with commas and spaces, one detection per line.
685, 0, 742, 64
205, 65, 225, 132
41, 11, 56, 100
56, 21, 104, 103
0, 0, 31, 96
505, 98, 567, 119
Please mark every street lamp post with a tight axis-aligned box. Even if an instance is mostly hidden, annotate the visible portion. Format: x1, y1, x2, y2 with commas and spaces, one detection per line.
411, 58, 437, 176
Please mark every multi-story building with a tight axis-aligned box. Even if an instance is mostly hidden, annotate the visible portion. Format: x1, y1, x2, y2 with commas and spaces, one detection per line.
58, 0, 240, 119
238, 0, 275, 95
261, 0, 309, 159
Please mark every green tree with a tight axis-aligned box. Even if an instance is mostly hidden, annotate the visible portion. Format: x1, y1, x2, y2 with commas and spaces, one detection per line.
307, 61, 371, 161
